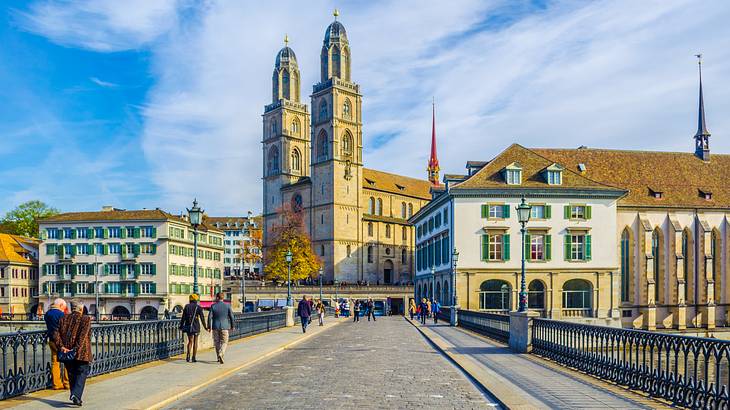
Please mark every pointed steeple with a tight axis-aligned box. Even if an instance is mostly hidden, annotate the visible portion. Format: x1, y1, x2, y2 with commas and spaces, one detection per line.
694, 53, 711, 161
427, 99, 440, 185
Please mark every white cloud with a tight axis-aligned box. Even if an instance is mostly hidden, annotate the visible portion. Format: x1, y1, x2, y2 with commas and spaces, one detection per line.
15, 0, 730, 216
89, 77, 117, 88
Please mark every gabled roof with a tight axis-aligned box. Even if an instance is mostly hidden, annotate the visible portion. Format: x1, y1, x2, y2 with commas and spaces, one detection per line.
0, 233, 36, 265
362, 168, 431, 200
40, 209, 223, 233
453, 144, 623, 192
533, 148, 730, 208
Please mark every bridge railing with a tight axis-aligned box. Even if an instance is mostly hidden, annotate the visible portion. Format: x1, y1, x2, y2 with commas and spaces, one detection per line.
0, 311, 286, 400
457, 310, 510, 343
532, 318, 730, 408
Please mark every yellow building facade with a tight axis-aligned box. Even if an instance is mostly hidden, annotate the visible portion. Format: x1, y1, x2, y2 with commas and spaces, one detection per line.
0, 233, 40, 316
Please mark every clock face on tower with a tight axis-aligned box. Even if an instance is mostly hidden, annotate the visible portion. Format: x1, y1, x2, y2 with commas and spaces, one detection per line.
292, 193, 303, 212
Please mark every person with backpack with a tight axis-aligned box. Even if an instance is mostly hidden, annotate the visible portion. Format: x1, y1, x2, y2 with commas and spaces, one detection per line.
432, 299, 441, 324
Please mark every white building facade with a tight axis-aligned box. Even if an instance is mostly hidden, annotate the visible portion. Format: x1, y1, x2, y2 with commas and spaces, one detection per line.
208, 216, 263, 278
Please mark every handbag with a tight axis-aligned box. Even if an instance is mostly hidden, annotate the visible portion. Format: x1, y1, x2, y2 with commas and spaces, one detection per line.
180, 305, 198, 333
58, 348, 77, 362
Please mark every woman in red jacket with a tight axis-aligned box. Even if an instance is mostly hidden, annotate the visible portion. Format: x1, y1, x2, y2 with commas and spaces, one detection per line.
53, 300, 92, 406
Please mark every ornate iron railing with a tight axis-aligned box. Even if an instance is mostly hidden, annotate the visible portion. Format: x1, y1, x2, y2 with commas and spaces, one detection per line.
0, 311, 287, 400
437, 306, 451, 322
457, 310, 510, 343
532, 318, 730, 408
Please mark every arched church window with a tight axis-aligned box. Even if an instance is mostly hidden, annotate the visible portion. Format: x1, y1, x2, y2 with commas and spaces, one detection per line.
368, 197, 375, 215
319, 100, 328, 121
346, 245, 351, 258
367, 246, 374, 263
332, 46, 341, 78
408, 203, 413, 217
282, 69, 290, 100
401, 202, 407, 219
401, 249, 407, 264
342, 132, 353, 157
267, 146, 279, 175
290, 148, 301, 173
368, 222, 373, 237
317, 131, 328, 161
290, 118, 300, 136
270, 120, 277, 136
343, 99, 352, 119
376, 198, 383, 216
402, 226, 407, 241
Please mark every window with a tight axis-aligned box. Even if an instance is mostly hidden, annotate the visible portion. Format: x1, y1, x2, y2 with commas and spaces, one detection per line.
291, 118, 300, 136
376, 199, 383, 216
506, 169, 521, 185
108, 243, 121, 254
530, 235, 545, 260
140, 282, 154, 294
291, 148, 301, 172
367, 246, 374, 263
368, 197, 375, 214
76, 264, 89, 275
141, 226, 155, 237
342, 132, 353, 157
401, 249, 407, 264
652, 230, 660, 302
76, 282, 89, 294
317, 131, 328, 161
64, 228, 74, 239
47, 229, 58, 239
126, 227, 135, 237
95, 227, 104, 238
270, 120, 278, 136
384, 225, 390, 238
479, 280, 511, 310
320, 245, 325, 256
408, 204, 413, 217
547, 170, 562, 185
368, 222, 373, 237
620, 229, 630, 302
565, 233, 591, 261
76, 244, 88, 255
401, 202, 407, 218
140, 243, 155, 254
141, 264, 155, 275
531, 205, 549, 219
108, 227, 121, 238
343, 99, 351, 119
346, 245, 351, 258
566, 205, 590, 219
489, 205, 504, 219
319, 100, 328, 120
481, 233, 509, 261
267, 146, 280, 175
402, 226, 407, 241
435, 214, 441, 228
77, 228, 88, 239
443, 208, 448, 224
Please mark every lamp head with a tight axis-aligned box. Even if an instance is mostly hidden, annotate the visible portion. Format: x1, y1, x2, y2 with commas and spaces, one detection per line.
285, 249, 293, 263
452, 248, 459, 263
516, 196, 532, 224
187, 199, 203, 226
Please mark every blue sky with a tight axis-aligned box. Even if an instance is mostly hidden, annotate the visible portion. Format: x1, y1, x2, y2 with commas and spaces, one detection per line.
1, 1, 729, 216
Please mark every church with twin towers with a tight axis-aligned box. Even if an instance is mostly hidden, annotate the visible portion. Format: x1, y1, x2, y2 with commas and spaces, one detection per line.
262, 12, 436, 285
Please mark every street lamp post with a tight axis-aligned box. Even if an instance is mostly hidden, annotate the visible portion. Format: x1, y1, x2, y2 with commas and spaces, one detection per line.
318, 267, 323, 302
334, 279, 339, 303
240, 229, 247, 314
94, 254, 100, 321
187, 199, 203, 296
285, 249, 293, 306
451, 248, 459, 306
516, 196, 532, 312
431, 266, 435, 301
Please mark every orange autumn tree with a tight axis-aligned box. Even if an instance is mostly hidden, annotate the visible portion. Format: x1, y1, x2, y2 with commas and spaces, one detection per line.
264, 204, 321, 283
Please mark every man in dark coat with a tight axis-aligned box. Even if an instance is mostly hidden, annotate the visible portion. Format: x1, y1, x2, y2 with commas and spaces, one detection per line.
297, 295, 312, 333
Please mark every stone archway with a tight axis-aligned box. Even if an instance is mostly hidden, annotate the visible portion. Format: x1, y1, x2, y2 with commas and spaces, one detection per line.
140, 306, 159, 321
111, 305, 131, 320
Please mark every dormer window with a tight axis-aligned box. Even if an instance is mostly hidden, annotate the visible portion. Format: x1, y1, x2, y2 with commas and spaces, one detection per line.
396, 184, 405, 191
699, 189, 712, 200
503, 162, 522, 185
649, 188, 663, 199
544, 163, 563, 185
365, 178, 375, 186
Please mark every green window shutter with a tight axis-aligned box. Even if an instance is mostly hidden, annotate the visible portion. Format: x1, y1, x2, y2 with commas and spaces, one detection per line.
59, 229, 65, 240
151, 264, 156, 275
41, 230, 48, 240
151, 244, 157, 255
70, 230, 76, 239
545, 205, 551, 219
87, 244, 94, 255
564, 205, 570, 219
70, 245, 76, 256
121, 264, 127, 275
46, 244, 53, 255
151, 227, 157, 238
43, 282, 48, 293
481, 204, 488, 218
43, 264, 48, 275
121, 228, 127, 239
87, 228, 94, 239
503, 205, 510, 219
103, 244, 109, 255
585, 235, 592, 260
586, 206, 592, 219
104, 283, 109, 293
133, 244, 140, 256
151, 283, 157, 294
503, 234, 510, 261
524, 234, 531, 261
133, 227, 140, 238
71, 265, 77, 275
545, 235, 552, 260
564, 235, 572, 261
103, 228, 109, 239
104, 264, 109, 275
135, 264, 141, 275
481, 235, 488, 261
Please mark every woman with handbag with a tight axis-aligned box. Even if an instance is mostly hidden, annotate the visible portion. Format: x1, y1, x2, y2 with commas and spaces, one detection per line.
53, 300, 92, 406
180, 294, 208, 362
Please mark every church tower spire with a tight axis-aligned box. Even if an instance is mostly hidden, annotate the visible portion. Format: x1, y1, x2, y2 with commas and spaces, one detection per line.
427, 100, 440, 185
694, 53, 711, 161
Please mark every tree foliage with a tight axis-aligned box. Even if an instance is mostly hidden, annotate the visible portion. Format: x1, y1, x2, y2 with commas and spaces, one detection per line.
0, 201, 60, 238
264, 205, 321, 283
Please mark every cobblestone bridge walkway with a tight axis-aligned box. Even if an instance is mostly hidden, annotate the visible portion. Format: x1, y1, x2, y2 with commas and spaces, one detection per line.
165, 317, 499, 409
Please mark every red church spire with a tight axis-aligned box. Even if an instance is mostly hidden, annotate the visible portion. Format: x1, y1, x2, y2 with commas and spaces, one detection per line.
427, 100, 440, 185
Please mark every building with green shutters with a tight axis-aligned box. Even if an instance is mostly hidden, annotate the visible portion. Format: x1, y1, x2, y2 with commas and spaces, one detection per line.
38, 207, 224, 318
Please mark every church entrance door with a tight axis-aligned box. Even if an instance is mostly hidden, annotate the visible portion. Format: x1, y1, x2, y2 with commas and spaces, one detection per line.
383, 260, 394, 284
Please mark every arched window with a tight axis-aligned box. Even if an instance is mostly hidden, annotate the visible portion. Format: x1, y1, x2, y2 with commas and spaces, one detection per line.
401, 202, 407, 218
270, 120, 277, 136
528, 280, 545, 309
713, 229, 721, 304
479, 280, 511, 311
343, 99, 352, 119
290, 148, 301, 173
319, 100, 328, 121
402, 226, 407, 241
376, 198, 383, 216
368, 197, 375, 214
443, 280, 450, 305
652, 229, 661, 304
267, 146, 279, 175
367, 246, 374, 263
385, 225, 391, 238
620, 228, 631, 302
401, 249, 407, 264
562, 279, 592, 316
317, 131, 328, 161
290, 118, 300, 136
282, 69, 290, 100
332, 45, 341, 78
368, 222, 373, 237
342, 132, 353, 157
408, 203, 413, 217
683, 229, 692, 303
346, 245, 351, 258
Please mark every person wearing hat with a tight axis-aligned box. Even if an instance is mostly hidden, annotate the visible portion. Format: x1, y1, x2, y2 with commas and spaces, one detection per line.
180, 294, 208, 362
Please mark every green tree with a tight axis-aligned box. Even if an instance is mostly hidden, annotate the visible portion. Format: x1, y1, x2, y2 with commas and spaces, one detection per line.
0, 201, 60, 238
264, 205, 321, 283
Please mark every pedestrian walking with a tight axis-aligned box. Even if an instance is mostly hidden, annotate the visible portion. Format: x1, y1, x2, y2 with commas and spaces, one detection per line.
316, 300, 325, 326
366, 298, 376, 322
53, 300, 92, 406
208, 292, 235, 364
432, 299, 441, 324
353, 300, 361, 322
45, 298, 69, 391
419, 298, 429, 324
180, 294, 208, 363
426, 299, 432, 318
408, 299, 417, 321
297, 295, 312, 333
307, 297, 314, 325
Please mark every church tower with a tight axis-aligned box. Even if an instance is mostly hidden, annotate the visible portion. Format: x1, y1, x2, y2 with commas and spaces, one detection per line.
427, 101, 440, 185
694, 54, 711, 161
262, 37, 311, 247
310, 10, 363, 283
